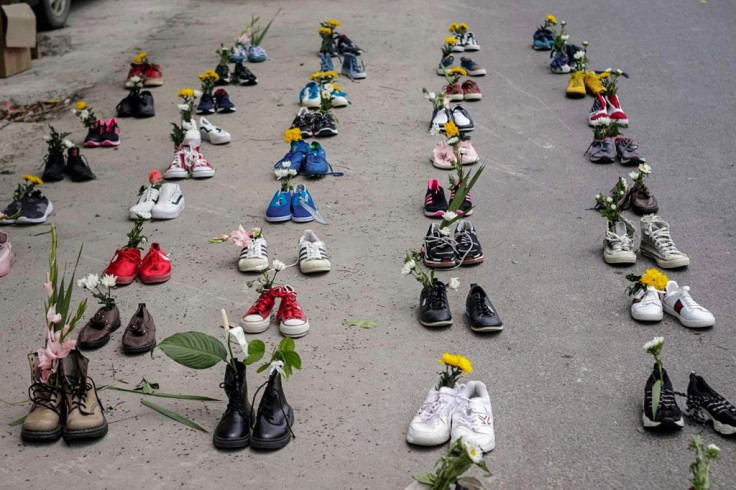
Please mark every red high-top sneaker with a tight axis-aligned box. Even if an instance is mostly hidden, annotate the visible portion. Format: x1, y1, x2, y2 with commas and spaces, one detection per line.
144, 63, 164, 87
104, 247, 141, 285
588, 93, 609, 126
138, 243, 171, 284
240, 288, 276, 333
273, 285, 309, 338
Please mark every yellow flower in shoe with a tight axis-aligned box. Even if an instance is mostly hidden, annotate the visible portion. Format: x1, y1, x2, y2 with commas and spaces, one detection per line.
448, 23, 459, 33
445, 36, 458, 46
75, 101, 87, 111
133, 51, 148, 64
310, 71, 323, 80
459, 23, 469, 31
284, 128, 302, 143
546, 14, 557, 25
22, 174, 43, 186
177, 88, 195, 99
326, 19, 341, 27
440, 353, 473, 374
323, 70, 339, 79
448, 67, 467, 77
444, 121, 459, 138
318, 27, 332, 36
640, 268, 668, 291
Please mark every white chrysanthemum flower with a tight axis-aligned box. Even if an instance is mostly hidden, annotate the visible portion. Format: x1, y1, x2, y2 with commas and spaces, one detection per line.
43, 135, 52, 142
606, 197, 613, 203
273, 259, 286, 271
447, 137, 459, 145
643, 336, 664, 353
573, 50, 585, 60
79, 109, 89, 119
194, 90, 203, 98
321, 90, 331, 99
137, 211, 152, 220
77, 277, 87, 289
448, 277, 460, 291
439, 227, 450, 236
140, 237, 147, 244
84, 273, 100, 290
401, 260, 416, 276
610, 204, 617, 210
629, 171, 640, 181
274, 169, 288, 179
62, 139, 74, 149
281, 160, 291, 169
561, 20, 567, 26
561, 34, 569, 41
100, 274, 117, 288
595, 193, 602, 200
616, 69, 623, 75
177, 104, 190, 112
429, 124, 441, 136
288, 169, 298, 176
443, 211, 458, 222
424, 91, 436, 100
638, 163, 652, 174
182, 121, 192, 130
605, 67, 612, 73
706, 444, 721, 456
129, 76, 141, 83
582, 40, 589, 46
466, 444, 482, 464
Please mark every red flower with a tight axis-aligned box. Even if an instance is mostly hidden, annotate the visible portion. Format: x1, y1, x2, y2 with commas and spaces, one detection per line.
149, 170, 162, 185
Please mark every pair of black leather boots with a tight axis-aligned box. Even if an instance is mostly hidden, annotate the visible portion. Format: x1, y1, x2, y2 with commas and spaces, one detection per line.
213, 361, 294, 450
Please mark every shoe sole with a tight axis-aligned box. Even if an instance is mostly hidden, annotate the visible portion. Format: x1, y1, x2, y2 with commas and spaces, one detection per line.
143, 79, 163, 87
632, 205, 659, 215
424, 210, 447, 218
315, 128, 338, 137
78, 318, 122, 349
151, 203, 184, 220
213, 433, 250, 449
83, 141, 101, 148
16, 202, 54, 225
603, 252, 636, 265
446, 95, 464, 102
663, 304, 714, 329
423, 258, 458, 269
466, 69, 486, 76
589, 157, 615, 164
406, 431, 450, 446
301, 101, 320, 109
21, 425, 62, 442
123, 341, 156, 354
250, 411, 295, 450
265, 215, 292, 223
300, 261, 331, 274
566, 92, 586, 99
238, 261, 269, 273
291, 216, 315, 223
216, 108, 237, 114
420, 318, 453, 328
640, 248, 690, 269
551, 68, 571, 74
197, 109, 216, 115
457, 209, 473, 217
466, 313, 503, 332
462, 255, 484, 265
457, 125, 475, 132
101, 140, 121, 147
280, 321, 309, 338
451, 47, 465, 53
464, 46, 480, 52
191, 171, 215, 179
62, 420, 108, 440
631, 310, 663, 322
683, 408, 736, 435
641, 412, 684, 432
114, 274, 137, 286
164, 170, 189, 179
342, 72, 366, 79
139, 272, 171, 284
463, 94, 482, 101
619, 156, 645, 166
241, 316, 272, 333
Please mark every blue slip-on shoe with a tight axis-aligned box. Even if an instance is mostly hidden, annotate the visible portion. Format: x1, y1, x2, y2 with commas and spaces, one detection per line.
304, 142, 344, 177
274, 140, 310, 174
248, 45, 267, 62
436, 54, 455, 76
214, 89, 236, 113
196, 93, 216, 114
265, 189, 293, 223
341, 53, 366, 80
320, 52, 334, 72
229, 44, 247, 63
459, 57, 486, 76
291, 184, 325, 223
532, 28, 554, 51
299, 81, 321, 108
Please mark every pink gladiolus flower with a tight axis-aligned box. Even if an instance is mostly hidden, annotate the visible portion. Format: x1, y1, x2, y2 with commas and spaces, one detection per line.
227, 225, 251, 249
44, 272, 53, 298
46, 305, 61, 326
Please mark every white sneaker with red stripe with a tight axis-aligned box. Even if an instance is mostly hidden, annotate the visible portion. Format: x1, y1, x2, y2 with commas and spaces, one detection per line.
588, 93, 608, 126
163, 146, 192, 179
190, 146, 215, 179
606, 94, 629, 126
273, 285, 309, 338
661, 281, 715, 329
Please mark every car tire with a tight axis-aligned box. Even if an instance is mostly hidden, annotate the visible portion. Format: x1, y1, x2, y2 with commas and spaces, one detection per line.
33, 0, 70, 30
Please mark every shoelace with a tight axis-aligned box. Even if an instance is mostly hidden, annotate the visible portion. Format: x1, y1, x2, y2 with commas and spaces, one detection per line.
645, 224, 681, 256
471, 296, 494, 317
28, 382, 62, 415
297, 195, 326, 224
342, 53, 365, 81
303, 241, 325, 261
453, 230, 475, 265
248, 291, 274, 316
639, 290, 661, 307
220, 380, 246, 413
677, 287, 707, 312
139, 186, 158, 204
427, 283, 449, 310
245, 239, 265, 259
605, 229, 634, 252
600, 138, 613, 153
584, 140, 603, 156
249, 379, 296, 439
617, 138, 638, 152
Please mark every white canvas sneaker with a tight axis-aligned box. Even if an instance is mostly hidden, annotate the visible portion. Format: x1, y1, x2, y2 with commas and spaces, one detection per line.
406, 384, 460, 446
640, 215, 690, 269
190, 146, 215, 179
450, 380, 495, 453
164, 146, 192, 180
151, 183, 184, 220
631, 286, 663, 322
199, 117, 231, 145
463, 32, 481, 51
603, 220, 636, 264
661, 281, 715, 328
182, 119, 201, 147
129, 185, 160, 219
298, 230, 331, 274
238, 232, 269, 272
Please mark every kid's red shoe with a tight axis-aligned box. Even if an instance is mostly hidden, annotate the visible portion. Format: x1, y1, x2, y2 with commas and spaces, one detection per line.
273, 285, 309, 338
138, 243, 171, 284
240, 288, 276, 334
144, 63, 164, 87
125, 63, 147, 88
104, 247, 141, 285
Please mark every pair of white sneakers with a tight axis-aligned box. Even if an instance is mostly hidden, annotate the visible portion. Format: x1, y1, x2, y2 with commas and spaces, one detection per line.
238, 229, 331, 275
631, 281, 715, 328
183, 117, 231, 146
406, 380, 495, 453
129, 183, 184, 220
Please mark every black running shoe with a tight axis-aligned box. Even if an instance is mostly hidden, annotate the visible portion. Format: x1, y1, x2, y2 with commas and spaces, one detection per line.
336, 34, 363, 55
419, 279, 453, 328
449, 185, 473, 217
215, 63, 230, 85
291, 108, 315, 138
42, 151, 65, 182
422, 223, 457, 268
684, 373, 736, 435
313, 112, 338, 137
83, 124, 103, 148
64, 147, 95, 182
466, 283, 503, 332
100, 118, 121, 147
642, 364, 684, 432
15, 191, 54, 225
116, 94, 136, 118
454, 220, 483, 265
232, 62, 258, 86
424, 179, 448, 218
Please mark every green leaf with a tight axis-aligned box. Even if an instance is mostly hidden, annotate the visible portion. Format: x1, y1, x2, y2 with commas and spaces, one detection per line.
636, 426, 645, 433
651, 379, 662, 420
8, 415, 26, 426
105, 385, 219, 401
413, 473, 435, 485
244, 339, 265, 365
346, 318, 377, 329
282, 350, 302, 370
156, 332, 227, 369
140, 400, 208, 432
279, 337, 295, 351
256, 363, 269, 373
456, 476, 489, 489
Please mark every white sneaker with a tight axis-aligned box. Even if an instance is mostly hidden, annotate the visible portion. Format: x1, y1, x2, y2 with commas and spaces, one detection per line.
190, 146, 215, 179
182, 119, 201, 147
631, 286, 663, 322
151, 183, 184, 220
450, 380, 495, 453
129, 185, 160, 220
238, 232, 269, 272
463, 32, 481, 51
603, 220, 636, 264
164, 146, 191, 180
199, 117, 231, 145
298, 230, 331, 274
661, 281, 715, 328
300, 82, 321, 109
406, 384, 460, 446
640, 215, 690, 269
431, 108, 450, 130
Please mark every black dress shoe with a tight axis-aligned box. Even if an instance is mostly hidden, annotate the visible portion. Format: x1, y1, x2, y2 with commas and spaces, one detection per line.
213, 360, 253, 449
465, 283, 502, 332
251, 371, 294, 450
42, 151, 65, 182
135, 91, 155, 118
63, 147, 95, 182
116, 94, 136, 118
419, 279, 453, 327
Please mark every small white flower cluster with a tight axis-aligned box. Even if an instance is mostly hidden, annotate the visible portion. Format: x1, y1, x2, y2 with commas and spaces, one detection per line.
136, 211, 152, 220
401, 259, 416, 276
78, 273, 117, 290
62, 139, 74, 149
424, 91, 437, 101
591, 116, 612, 127
272, 259, 286, 271
448, 277, 460, 291
447, 136, 459, 145
429, 124, 441, 136
573, 50, 586, 60
178, 104, 190, 112
643, 336, 664, 353
560, 34, 569, 41
443, 211, 458, 222
638, 163, 651, 174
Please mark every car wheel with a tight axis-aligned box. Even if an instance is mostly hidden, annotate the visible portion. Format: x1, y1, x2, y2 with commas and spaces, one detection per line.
34, 0, 71, 30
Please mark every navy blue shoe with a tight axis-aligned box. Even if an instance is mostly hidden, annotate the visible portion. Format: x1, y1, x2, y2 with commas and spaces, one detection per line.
341, 53, 366, 80
336, 35, 362, 55
304, 142, 344, 177
550, 50, 570, 74
265, 189, 292, 223
197, 93, 215, 114
274, 140, 309, 174
291, 184, 323, 223
215, 89, 236, 113
229, 44, 247, 63
532, 28, 554, 51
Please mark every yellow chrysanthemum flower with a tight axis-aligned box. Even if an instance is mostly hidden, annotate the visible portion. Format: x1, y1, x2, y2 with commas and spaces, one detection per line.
546, 14, 557, 25
448, 67, 467, 76
330, 83, 341, 92
206, 69, 219, 78
133, 51, 148, 64
444, 121, 459, 138
444, 36, 458, 46
318, 27, 332, 36
198, 73, 207, 81
640, 268, 668, 291
324, 70, 338, 79
75, 101, 87, 111
283, 127, 303, 144
326, 19, 341, 27
22, 174, 43, 186
310, 71, 323, 80
459, 23, 469, 30
177, 88, 195, 99
448, 23, 459, 33
440, 352, 473, 374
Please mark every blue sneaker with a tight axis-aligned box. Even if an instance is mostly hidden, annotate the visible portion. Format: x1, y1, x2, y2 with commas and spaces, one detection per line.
436, 54, 455, 76
229, 44, 247, 63
550, 50, 570, 74
274, 140, 309, 173
304, 142, 344, 177
196, 93, 215, 114
459, 57, 486, 76
341, 53, 366, 80
532, 28, 554, 51
265, 189, 292, 223
291, 184, 324, 223
248, 45, 267, 62
320, 52, 334, 72
214, 88, 236, 113
299, 81, 321, 108
331, 87, 350, 107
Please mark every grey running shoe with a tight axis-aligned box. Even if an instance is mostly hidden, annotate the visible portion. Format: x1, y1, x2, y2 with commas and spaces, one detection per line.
640, 215, 689, 268
586, 136, 616, 163
15, 191, 53, 225
615, 138, 645, 166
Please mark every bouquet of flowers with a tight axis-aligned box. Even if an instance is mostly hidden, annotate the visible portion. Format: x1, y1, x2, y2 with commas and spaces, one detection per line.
44, 125, 73, 155
127, 212, 150, 250
198, 70, 219, 95
572, 40, 589, 72
402, 251, 459, 292
72, 101, 97, 130
628, 163, 652, 187
441, 36, 458, 58
626, 268, 668, 296
422, 87, 448, 111
413, 438, 491, 490
552, 20, 569, 53
78, 273, 117, 309
594, 177, 628, 224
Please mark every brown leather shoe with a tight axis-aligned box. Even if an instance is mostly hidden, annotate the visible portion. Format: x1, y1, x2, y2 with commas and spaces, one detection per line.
629, 184, 658, 215
61, 351, 107, 441
77, 305, 121, 349
21, 353, 63, 442
122, 303, 156, 354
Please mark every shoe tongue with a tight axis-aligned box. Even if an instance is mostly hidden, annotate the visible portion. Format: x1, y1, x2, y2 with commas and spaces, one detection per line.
614, 221, 627, 236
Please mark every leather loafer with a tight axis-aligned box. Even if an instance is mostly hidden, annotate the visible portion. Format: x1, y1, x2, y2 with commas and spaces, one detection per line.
122, 303, 156, 354
77, 305, 120, 349
466, 283, 503, 332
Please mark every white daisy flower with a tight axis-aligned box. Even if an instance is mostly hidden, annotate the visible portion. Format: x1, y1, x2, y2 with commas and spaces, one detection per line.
448, 277, 460, 291
273, 260, 286, 271
560, 34, 569, 41
447, 137, 459, 145
177, 104, 190, 112
429, 124, 441, 136
439, 227, 451, 236
443, 211, 458, 222
629, 171, 640, 181
606, 197, 613, 203
136, 211, 152, 220
643, 336, 664, 353
62, 139, 74, 149
466, 444, 483, 464
83, 273, 100, 290
401, 260, 416, 276
638, 163, 652, 174
100, 274, 117, 288
573, 50, 585, 60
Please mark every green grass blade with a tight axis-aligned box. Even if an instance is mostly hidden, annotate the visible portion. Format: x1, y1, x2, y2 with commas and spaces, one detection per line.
105, 385, 220, 401
140, 399, 208, 432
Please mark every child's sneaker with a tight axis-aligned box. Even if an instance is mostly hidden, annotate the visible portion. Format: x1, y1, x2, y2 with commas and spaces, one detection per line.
584, 71, 606, 95
406, 383, 459, 446
461, 80, 482, 101
299, 81, 321, 108
100, 118, 121, 147
606, 94, 629, 126
265, 189, 293, 223
274, 140, 309, 174
143, 63, 164, 87
232, 61, 258, 86
451, 105, 475, 132
241, 288, 276, 333
639, 215, 689, 269
313, 112, 338, 137
273, 285, 310, 338
291, 184, 322, 223
164, 146, 192, 180
199, 117, 230, 145
630, 286, 663, 322
430, 107, 451, 132
291, 108, 315, 138
189, 147, 215, 179
63, 147, 96, 182
460, 57, 486, 76
642, 364, 684, 432
457, 140, 479, 164
196, 93, 216, 115
422, 223, 457, 268
125, 63, 147, 87
454, 220, 482, 264
298, 230, 331, 274
424, 179, 448, 218
603, 220, 636, 264
462, 32, 480, 51
129, 185, 159, 220
444, 82, 464, 102
215, 64, 230, 85
566, 71, 586, 99
0, 232, 12, 277
661, 281, 715, 328
532, 28, 554, 50
341, 53, 366, 80
586, 137, 616, 164
437, 55, 455, 76
684, 373, 736, 435
151, 183, 184, 220
550, 50, 570, 74
238, 230, 269, 272
330, 87, 350, 107
450, 186, 473, 217
83, 121, 103, 148
450, 381, 495, 452
588, 93, 608, 126
615, 138, 645, 166
431, 140, 455, 170
182, 119, 201, 147
138, 243, 172, 284
214, 89, 236, 113
248, 45, 267, 63
103, 247, 141, 285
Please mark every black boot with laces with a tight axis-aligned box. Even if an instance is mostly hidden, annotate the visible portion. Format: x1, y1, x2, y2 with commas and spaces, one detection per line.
642, 364, 683, 432
213, 360, 253, 449
419, 278, 453, 328
684, 372, 736, 435
251, 370, 294, 450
